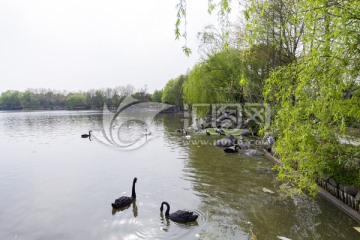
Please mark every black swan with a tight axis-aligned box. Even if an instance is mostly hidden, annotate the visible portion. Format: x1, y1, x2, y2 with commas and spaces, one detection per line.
160, 201, 198, 223
81, 130, 92, 138
224, 145, 241, 153
111, 177, 137, 209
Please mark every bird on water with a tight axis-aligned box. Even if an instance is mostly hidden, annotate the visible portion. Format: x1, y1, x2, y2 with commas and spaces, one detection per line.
224, 145, 241, 153
144, 128, 151, 136
160, 201, 198, 223
112, 177, 137, 209
81, 130, 92, 138
184, 131, 191, 139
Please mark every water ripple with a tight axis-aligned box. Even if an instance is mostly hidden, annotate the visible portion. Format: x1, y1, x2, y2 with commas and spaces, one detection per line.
1, 111, 359, 240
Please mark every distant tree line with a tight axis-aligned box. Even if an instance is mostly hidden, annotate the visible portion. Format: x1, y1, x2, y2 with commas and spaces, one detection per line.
0, 84, 157, 110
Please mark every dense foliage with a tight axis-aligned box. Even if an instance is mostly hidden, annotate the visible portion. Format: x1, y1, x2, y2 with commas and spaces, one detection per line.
161, 75, 186, 109
176, 0, 360, 195
183, 48, 244, 105
245, 0, 360, 195
151, 89, 163, 102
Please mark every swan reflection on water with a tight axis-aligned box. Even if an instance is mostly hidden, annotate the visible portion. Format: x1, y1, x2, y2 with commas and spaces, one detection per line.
111, 201, 138, 218
160, 211, 171, 231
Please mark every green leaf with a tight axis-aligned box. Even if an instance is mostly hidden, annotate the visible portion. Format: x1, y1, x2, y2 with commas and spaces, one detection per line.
182, 46, 192, 56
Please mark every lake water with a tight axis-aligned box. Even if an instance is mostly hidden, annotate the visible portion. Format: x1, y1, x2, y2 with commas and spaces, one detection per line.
0, 110, 359, 240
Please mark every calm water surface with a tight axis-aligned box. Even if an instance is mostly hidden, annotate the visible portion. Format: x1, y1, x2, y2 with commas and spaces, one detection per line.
0, 110, 359, 240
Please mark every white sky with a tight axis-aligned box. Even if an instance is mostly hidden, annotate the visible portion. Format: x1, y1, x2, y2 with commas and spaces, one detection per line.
0, 0, 240, 94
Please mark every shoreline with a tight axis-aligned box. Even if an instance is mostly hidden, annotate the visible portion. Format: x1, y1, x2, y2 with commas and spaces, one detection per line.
262, 149, 360, 223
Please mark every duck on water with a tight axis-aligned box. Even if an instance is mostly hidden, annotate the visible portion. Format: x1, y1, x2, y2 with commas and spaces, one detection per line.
224, 145, 241, 153
81, 130, 92, 138
112, 177, 137, 209
160, 201, 198, 223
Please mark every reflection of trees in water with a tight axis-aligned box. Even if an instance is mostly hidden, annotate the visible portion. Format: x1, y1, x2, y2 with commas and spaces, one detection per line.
183, 141, 259, 234
159, 211, 199, 233
156, 113, 185, 133
183, 137, 325, 239
0, 111, 104, 137
156, 113, 190, 145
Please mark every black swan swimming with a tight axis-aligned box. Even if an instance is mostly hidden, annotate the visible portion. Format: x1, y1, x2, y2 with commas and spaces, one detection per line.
224, 145, 241, 153
81, 130, 92, 138
160, 201, 198, 223
112, 177, 137, 209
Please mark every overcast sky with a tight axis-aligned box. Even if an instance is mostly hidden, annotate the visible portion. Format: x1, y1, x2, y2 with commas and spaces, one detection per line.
0, 0, 241, 94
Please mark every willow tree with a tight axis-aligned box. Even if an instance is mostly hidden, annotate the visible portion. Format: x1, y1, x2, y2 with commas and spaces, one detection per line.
246, 0, 360, 195
182, 48, 244, 106
176, 0, 360, 195
175, 0, 233, 55
162, 75, 187, 109
241, 43, 273, 102
151, 89, 163, 103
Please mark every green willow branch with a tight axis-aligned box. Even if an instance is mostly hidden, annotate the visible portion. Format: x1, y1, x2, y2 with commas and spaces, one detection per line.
175, 0, 233, 56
